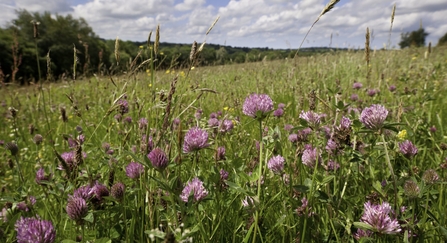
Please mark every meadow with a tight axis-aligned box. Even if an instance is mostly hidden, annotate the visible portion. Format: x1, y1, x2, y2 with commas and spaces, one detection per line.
1, 37, 447, 243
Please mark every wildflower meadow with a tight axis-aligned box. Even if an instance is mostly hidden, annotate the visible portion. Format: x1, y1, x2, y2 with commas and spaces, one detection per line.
2, 7, 447, 243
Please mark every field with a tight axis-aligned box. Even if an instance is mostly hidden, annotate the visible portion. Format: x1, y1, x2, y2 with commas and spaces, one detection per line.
1, 45, 447, 242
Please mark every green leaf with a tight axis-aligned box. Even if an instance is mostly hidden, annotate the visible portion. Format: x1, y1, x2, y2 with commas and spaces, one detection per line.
353, 222, 375, 232
293, 185, 309, 193
94, 238, 112, 243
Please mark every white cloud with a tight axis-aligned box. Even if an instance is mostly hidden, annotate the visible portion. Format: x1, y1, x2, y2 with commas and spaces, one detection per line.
0, 0, 446, 48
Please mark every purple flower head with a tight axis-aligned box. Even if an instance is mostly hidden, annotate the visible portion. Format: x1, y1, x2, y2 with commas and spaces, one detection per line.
429, 125, 437, 133
111, 182, 125, 201
77, 135, 85, 145
182, 127, 209, 153
36, 168, 50, 185
91, 181, 109, 202
284, 124, 293, 132
299, 111, 323, 128
353, 82, 363, 89
220, 169, 229, 181
123, 116, 132, 124
138, 118, 148, 130
326, 160, 340, 171
288, 134, 298, 143
267, 155, 285, 174
399, 140, 418, 158
172, 118, 181, 130
195, 109, 203, 120
180, 177, 208, 203
350, 94, 359, 101
114, 114, 122, 122
66, 197, 88, 223
389, 85, 397, 92
354, 229, 373, 240
219, 119, 234, 133
140, 134, 154, 153
216, 146, 226, 161
147, 147, 169, 171
360, 201, 401, 234
325, 139, 338, 154
359, 104, 388, 131
278, 103, 285, 109
367, 89, 378, 97
209, 112, 218, 119
15, 216, 56, 243
302, 144, 320, 168
242, 196, 254, 207
117, 99, 129, 115
273, 108, 284, 117
17, 202, 29, 212
242, 93, 273, 119
73, 185, 94, 201
126, 162, 145, 179
208, 118, 219, 127
339, 116, 352, 130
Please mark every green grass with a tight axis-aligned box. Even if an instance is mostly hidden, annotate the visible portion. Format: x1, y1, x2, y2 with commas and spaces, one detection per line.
1, 46, 447, 242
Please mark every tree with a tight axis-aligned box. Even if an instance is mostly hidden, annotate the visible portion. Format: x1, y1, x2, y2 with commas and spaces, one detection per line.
399, 27, 429, 49
0, 10, 110, 83
437, 32, 447, 46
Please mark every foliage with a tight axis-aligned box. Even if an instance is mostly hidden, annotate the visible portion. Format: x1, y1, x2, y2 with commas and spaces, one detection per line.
437, 32, 447, 46
399, 27, 429, 49
0, 44, 447, 242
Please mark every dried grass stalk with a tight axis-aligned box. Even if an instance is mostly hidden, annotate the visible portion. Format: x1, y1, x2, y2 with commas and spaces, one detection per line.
206, 16, 220, 35
114, 36, 120, 65
154, 24, 160, 57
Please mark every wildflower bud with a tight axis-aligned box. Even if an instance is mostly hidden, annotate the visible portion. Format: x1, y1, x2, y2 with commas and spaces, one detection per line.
404, 180, 420, 199
33, 134, 43, 145
8, 107, 17, 118
60, 107, 68, 122
111, 182, 125, 202
5, 142, 19, 156
28, 124, 35, 135
422, 169, 439, 184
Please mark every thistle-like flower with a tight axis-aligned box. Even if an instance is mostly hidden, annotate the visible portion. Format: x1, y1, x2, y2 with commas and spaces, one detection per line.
125, 161, 145, 179
15, 216, 56, 243
182, 127, 209, 153
398, 140, 418, 159
353, 82, 363, 89
302, 144, 320, 168
359, 104, 388, 131
360, 201, 401, 235
299, 110, 324, 128
66, 197, 88, 224
180, 177, 208, 203
147, 147, 169, 171
267, 155, 285, 174
242, 93, 273, 119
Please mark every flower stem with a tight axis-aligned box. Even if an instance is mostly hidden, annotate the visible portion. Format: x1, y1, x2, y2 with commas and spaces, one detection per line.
381, 133, 398, 215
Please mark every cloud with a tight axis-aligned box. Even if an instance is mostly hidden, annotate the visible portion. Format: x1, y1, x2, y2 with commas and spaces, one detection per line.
0, 0, 446, 48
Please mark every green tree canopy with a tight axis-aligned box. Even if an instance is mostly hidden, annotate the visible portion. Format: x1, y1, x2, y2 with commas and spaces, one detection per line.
399, 27, 429, 49
0, 10, 111, 83
437, 32, 447, 46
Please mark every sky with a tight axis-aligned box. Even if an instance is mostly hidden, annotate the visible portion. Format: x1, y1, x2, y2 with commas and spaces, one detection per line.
1, 0, 447, 49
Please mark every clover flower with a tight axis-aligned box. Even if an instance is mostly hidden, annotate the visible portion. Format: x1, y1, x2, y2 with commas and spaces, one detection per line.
66, 197, 88, 224
360, 201, 401, 235
242, 93, 273, 119
267, 155, 285, 174
125, 162, 145, 179
398, 140, 418, 159
182, 127, 209, 153
180, 177, 208, 203
147, 147, 169, 171
359, 104, 388, 131
15, 216, 56, 243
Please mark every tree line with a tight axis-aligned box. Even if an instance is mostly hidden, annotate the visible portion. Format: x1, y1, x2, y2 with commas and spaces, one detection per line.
1, 10, 445, 84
